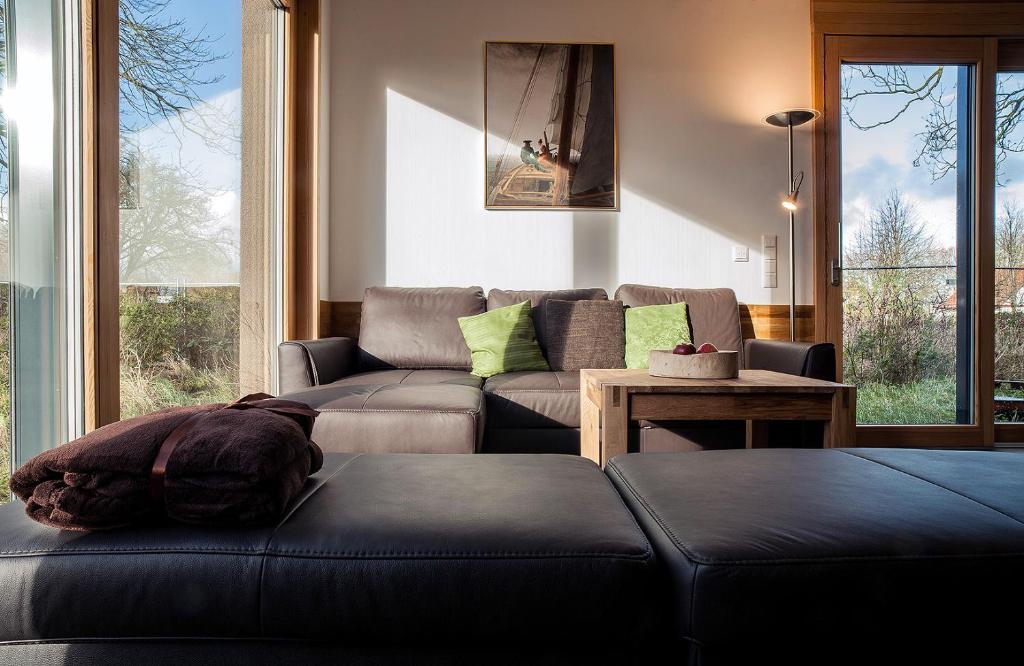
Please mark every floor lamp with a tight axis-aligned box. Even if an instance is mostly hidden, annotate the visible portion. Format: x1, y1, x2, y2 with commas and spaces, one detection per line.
764, 108, 820, 341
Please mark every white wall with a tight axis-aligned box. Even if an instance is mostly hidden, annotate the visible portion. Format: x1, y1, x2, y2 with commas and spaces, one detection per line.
325, 0, 814, 304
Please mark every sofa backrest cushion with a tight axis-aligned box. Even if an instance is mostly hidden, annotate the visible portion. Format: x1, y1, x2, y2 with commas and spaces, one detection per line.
487, 288, 608, 356
614, 284, 744, 366
358, 286, 486, 370
544, 299, 626, 371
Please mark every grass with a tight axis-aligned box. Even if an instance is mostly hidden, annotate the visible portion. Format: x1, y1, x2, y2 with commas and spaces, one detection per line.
855, 378, 959, 425
120, 357, 238, 419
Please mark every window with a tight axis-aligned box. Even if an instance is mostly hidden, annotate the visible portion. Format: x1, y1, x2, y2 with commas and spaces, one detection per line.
840, 62, 975, 425
1, 0, 84, 498
116, 0, 285, 418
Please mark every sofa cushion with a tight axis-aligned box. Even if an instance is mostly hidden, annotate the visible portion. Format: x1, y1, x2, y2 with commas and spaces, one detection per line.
487, 288, 607, 356
357, 286, 485, 370
0, 453, 658, 644
282, 382, 484, 453
606, 448, 1024, 654
614, 285, 743, 367
483, 371, 581, 428
624, 302, 691, 369
458, 300, 550, 378
544, 299, 625, 371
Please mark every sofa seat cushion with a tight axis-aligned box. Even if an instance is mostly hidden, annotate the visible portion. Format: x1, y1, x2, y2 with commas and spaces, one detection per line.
0, 453, 658, 644
328, 369, 483, 389
483, 371, 581, 428
282, 382, 484, 453
606, 449, 1024, 652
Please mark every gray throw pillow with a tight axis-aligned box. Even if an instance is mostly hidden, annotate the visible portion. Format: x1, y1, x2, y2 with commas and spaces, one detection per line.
544, 300, 626, 371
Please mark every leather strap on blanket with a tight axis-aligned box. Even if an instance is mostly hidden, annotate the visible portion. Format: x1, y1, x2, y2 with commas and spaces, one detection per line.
149, 393, 320, 505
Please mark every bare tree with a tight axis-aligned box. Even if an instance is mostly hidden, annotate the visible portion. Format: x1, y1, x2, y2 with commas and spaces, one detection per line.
119, 155, 235, 284
843, 65, 1024, 183
843, 189, 952, 386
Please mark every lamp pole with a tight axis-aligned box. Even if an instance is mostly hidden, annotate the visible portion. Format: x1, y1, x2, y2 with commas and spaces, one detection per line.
763, 109, 819, 343
788, 117, 796, 342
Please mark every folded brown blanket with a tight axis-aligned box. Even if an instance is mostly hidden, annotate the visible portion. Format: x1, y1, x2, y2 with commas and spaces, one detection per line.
11, 394, 323, 531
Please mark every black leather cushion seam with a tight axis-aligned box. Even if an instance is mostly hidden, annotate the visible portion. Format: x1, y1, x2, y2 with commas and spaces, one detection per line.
263, 551, 651, 559
0, 548, 264, 556
606, 458, 1024, 565
259, 454, 364, 635
357, 385, 388, 410
838, 449, 1024, 528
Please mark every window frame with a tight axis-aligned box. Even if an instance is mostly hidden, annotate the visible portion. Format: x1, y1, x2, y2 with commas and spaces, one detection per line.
87, 0, 320, 427
816, 35, 997, 447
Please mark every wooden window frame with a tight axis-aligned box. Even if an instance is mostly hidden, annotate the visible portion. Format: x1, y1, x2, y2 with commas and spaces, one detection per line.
811, 1, 1024, 447
85, 0, 320, 428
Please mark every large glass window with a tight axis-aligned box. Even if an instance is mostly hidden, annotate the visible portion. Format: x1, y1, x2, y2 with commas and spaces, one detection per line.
117, 0, 284, 418
841, 63, 975, 425
995, 70, 1024, 424
1, 0, 82, 498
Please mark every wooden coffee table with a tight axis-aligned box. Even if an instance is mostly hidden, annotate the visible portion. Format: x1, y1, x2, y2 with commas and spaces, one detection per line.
580, 369, 856, 467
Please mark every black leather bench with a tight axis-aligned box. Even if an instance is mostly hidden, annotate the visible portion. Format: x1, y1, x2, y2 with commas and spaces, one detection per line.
606, 448, 1024, 663
0, 454, 661, 664
4, 448, 1024, 664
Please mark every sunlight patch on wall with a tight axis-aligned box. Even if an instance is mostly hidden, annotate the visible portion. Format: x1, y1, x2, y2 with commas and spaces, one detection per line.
385, 88, 573, 290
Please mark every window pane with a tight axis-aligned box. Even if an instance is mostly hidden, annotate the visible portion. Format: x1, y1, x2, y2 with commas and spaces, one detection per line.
118, 0, 283, 418
995, 71, 1024, 424
841, 63, 974, 425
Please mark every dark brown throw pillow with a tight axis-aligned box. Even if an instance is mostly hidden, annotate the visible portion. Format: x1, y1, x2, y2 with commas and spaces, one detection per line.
544, 299, 626, 371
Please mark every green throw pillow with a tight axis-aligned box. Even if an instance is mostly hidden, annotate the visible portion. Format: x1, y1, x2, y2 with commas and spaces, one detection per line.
624, 302, 691, 369
458, 300, 550, 378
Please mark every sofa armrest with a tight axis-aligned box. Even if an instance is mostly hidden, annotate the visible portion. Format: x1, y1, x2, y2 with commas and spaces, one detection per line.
743, 339, 836, 381
278, 337, 357, 394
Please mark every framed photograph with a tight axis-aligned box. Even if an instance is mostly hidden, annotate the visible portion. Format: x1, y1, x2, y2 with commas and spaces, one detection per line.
485, 42, 617, 210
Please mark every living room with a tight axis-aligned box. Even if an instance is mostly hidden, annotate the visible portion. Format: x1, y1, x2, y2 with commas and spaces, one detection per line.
1, 0, 1023, 663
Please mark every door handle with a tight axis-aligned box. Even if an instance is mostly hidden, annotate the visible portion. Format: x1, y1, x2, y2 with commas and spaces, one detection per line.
831, 259, 842, 286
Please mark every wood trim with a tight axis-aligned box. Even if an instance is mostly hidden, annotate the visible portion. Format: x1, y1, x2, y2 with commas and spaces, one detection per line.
995, 423, 1024, 443
284, 0, 321, 341
812, 2, 1024, 37
997, 39, 1024, 69
978, 37, 998, 444
92, 0, 121, 428
855, 425, 993, 448
739, 304, 814, 342
81, 0, 97, 431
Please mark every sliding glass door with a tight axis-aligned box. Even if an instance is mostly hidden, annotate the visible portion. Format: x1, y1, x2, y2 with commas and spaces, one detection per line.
116, 0, 285, 418
840, 62, 975, 425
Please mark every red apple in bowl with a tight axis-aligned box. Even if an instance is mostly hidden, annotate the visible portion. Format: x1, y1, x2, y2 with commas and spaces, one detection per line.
672, 342, 696, 355
696, 342, 718, 354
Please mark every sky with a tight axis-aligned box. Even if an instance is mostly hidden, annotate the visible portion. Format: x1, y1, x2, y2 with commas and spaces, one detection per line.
119, 0, 243, 284
842, 65, 1024, 260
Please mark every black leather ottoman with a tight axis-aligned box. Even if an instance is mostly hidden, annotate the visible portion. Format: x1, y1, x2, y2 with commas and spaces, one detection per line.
0, 454, 660, 664
606, 448, 1024, 663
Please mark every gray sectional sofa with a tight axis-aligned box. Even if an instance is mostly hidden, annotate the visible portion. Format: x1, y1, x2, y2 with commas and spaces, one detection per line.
278, 285, 835, 454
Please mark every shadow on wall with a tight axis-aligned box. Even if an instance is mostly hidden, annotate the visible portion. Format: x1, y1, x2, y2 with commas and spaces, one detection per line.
384, 88, 794, 298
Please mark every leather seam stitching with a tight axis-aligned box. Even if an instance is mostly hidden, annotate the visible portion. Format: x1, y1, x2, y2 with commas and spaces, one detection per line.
837, 450, 1024, 528
257, 454, 363, 636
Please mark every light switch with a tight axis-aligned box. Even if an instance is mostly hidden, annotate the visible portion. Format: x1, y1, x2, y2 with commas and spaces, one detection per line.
761, 234, 778, 289
732, 246, 749, 262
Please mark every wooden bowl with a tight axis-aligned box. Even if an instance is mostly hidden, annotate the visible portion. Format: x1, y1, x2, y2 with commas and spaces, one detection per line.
648, 349, 739, 379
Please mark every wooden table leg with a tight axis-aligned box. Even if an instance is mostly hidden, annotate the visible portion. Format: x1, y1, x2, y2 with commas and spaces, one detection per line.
824, 387, 856, 448
600, 386, 629, 468
745, 420, 769, 448
580, 389, 601, 465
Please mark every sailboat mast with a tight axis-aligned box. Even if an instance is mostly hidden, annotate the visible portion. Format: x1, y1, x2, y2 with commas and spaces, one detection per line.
552, 44, 580, 206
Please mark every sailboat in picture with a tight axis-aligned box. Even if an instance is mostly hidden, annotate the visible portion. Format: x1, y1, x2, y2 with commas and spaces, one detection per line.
485, 42, 617, 209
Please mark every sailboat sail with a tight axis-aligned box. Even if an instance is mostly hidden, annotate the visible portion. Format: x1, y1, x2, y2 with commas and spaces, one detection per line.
571, 45, 613, 196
